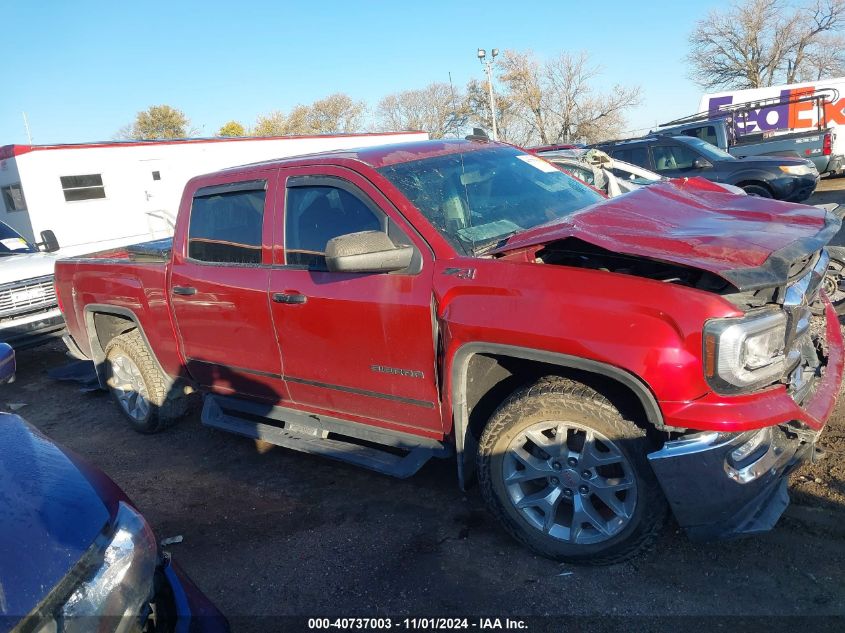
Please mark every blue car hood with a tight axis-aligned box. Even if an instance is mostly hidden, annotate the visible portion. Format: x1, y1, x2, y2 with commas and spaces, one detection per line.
0, 414, 110, 626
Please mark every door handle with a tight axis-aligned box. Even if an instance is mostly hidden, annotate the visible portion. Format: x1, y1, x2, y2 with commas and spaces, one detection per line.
172, 286, 197, 296
272, 292, 307, 304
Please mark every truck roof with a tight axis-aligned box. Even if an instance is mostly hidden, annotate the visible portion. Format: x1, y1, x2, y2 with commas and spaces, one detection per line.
222, 138, 494, 171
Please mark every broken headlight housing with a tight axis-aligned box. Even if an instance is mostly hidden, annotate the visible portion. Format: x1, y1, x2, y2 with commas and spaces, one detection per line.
21, 502, 158, 633
703, 310, 789, 394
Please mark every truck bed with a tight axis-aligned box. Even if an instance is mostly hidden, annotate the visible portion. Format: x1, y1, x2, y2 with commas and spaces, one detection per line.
125, 238, 173, 262
54, 250, 182, 377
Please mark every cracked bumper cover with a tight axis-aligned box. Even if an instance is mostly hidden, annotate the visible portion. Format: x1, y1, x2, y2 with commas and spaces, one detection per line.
648, 425, 815, 540
648, 298, 842, 540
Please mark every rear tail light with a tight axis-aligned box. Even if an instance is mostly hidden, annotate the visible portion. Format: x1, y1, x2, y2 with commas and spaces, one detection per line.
824, 132, 832, 156
55, 282, 63, 313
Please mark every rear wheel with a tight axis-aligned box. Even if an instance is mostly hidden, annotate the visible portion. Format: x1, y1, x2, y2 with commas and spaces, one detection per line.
477, 377, 667, 564
741, 184, 772, 198
104, 330, 187, 433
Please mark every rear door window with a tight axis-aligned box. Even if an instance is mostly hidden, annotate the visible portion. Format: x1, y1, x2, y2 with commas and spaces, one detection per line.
610, 147, 650, 169
683, 125, 718, 146
188, 182, 266, 265
650, 144, 700, 173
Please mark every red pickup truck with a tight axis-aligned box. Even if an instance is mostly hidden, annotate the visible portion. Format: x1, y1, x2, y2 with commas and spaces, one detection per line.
55, 138, 843, 564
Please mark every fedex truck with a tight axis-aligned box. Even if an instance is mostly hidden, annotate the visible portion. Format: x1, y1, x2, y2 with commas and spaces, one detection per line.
699, 77, 845, 145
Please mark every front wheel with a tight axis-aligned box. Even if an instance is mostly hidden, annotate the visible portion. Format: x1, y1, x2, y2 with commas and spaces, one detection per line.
477, 377, 667, 564
741, 184, 772, 198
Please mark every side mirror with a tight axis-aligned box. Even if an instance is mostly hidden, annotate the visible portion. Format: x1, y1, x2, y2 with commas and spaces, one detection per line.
693, 158, 711, 170
38, 230, 60, 253
325, 231, 414, 274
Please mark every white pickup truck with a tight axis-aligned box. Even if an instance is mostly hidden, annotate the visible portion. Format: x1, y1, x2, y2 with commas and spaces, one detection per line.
0, 221, 64, 348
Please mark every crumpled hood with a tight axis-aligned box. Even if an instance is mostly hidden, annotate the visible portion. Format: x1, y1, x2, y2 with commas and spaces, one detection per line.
494, 177, 839, 291
0, 414, 110, 625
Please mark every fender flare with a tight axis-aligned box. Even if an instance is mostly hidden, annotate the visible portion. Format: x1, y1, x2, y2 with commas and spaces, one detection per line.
82, 304, 174, 390
449, 342, 664, 490
725, 169, 779, 190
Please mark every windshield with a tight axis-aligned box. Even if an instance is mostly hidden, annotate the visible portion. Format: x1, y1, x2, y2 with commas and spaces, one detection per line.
0, 222, 35, 256
680, 136, 735, 161
378, 146, 604, 254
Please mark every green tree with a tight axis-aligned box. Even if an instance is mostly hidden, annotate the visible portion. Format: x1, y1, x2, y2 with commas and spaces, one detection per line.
122, 105, 190, 140
253, 110, 288, 136
218, 120, 245, 137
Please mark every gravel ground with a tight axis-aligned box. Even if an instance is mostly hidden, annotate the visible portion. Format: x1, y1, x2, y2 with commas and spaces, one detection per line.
3, 184, 845, 631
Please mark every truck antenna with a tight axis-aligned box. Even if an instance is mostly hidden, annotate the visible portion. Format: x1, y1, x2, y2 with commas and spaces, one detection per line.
22, 111, 33, 145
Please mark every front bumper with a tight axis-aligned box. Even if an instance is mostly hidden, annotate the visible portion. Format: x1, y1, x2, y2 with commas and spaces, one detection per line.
159, 557, 229, 633
648, 424, 815, 540
0, 307, 65, 349
777, 173, 819, 202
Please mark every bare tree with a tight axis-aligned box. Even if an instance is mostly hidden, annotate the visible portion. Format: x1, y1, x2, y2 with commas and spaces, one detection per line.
496, 50, 640, 145
375, 82, 466, 138
687, 0, 845, 90
252, 94, 366, 136
309, 93, 366, 133
463, 78, 527, 145
796, 32, 845, 80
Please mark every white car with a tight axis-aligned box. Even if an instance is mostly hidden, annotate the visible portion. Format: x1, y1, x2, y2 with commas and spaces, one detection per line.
0, 222, 64, 348
538, 148, 746, 197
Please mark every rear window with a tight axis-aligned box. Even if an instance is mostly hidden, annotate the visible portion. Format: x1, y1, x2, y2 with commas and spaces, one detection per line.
683, 125, 718, 146
610, 147, 650, 169
188, 184, 265, 264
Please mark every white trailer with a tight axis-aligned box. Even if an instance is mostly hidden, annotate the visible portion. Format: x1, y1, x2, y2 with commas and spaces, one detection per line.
0, 132, 428, 256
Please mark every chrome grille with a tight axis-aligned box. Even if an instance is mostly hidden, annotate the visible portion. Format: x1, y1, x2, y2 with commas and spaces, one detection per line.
782, 250, 830, 404
0, 275, 57, 320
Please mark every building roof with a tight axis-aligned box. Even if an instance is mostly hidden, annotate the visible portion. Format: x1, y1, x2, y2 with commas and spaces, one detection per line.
0, 131, 424, 161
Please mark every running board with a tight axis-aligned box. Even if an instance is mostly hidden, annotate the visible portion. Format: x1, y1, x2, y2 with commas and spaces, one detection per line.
201, 395, 447, 478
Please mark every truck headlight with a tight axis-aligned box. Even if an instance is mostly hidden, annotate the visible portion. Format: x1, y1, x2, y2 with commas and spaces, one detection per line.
703, 310, 788, 393
779, 164, 815, 176
23, 502, 158, 633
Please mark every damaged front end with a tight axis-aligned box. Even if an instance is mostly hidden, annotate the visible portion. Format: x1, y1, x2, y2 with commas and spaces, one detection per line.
646, 249, 834, 540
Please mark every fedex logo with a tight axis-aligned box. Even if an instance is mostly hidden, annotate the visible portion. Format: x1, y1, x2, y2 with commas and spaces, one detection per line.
707, 86, 845, 135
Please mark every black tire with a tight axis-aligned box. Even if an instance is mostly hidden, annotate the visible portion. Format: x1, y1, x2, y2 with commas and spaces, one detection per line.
741, 183, 772, 198
823, 258, 845, 314
104, 330, 188, 433
477, 377, 667, 565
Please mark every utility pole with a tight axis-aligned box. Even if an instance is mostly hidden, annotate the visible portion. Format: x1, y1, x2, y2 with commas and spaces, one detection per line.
477, 48, 499, 141
22, 112, 33, 145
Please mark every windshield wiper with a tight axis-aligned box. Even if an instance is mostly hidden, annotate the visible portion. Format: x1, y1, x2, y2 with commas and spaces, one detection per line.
473, 230, 522, 256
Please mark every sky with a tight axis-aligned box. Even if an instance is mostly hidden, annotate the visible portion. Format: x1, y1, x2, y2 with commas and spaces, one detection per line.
0, 0, 735, 146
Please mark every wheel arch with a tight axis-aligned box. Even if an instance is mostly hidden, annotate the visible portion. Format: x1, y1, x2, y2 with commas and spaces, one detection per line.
449, 343, 664, 490
82, 304, 173, 390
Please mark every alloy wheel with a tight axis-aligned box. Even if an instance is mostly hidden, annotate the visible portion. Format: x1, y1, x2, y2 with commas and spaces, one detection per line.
108, 354, 151, 421
502, 420, 637, 545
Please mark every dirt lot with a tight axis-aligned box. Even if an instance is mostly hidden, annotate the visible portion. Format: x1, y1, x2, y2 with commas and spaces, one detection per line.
4, 183, 845, 631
